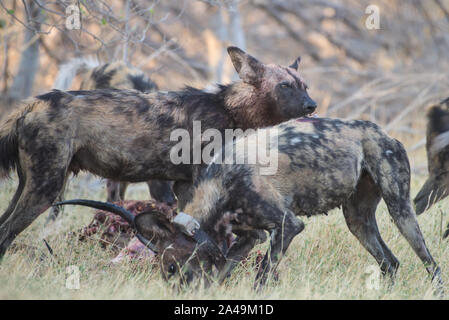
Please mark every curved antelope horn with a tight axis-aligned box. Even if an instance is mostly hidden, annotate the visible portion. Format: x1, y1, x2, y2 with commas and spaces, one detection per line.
55, 199, 135, 224
53, 199, 158, 253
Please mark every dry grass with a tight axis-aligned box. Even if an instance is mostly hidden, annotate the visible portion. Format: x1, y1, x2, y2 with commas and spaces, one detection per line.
0, 172, 448, 300
1, 0, 448, 300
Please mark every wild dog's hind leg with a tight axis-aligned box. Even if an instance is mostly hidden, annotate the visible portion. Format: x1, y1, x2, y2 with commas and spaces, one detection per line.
385, 199, 442, 286
0, 138, 71, 258
0, 170, 68, 258
376, 141, 443, 287
0, 164, 25, 226
342, 172, 400, 279
0, 167, 69, 258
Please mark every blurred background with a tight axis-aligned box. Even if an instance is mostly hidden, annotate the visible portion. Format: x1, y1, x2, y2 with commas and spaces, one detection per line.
1, 0, 449, 171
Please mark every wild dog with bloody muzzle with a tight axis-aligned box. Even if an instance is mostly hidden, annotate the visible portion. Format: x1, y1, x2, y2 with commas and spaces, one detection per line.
62, 117, 443, 290
0, 47, 317, 258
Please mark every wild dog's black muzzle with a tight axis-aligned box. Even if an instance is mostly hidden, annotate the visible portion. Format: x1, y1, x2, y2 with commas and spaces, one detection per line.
304, 98, 317, 114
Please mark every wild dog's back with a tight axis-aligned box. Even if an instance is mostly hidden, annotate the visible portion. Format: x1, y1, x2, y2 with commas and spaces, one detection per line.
174, 116, 441, 289
205, 117, 406, 217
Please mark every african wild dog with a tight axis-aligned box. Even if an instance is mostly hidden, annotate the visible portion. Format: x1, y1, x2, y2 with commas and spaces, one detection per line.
0, 46, 317, 258
60, 117, 443, 289
414, 97, 449, 237
78, 61, 158, 92
48, 60, 175, 222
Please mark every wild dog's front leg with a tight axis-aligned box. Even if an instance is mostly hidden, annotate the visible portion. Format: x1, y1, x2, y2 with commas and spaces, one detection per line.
218, 230, 267, 284
342, 173, 400, 279
255, 210, 304, 289
0, 129, 72, 258
0, 165, 25, 226
147, 180, 176, 205
106, 180, 128, 202
118, 182, 129, 201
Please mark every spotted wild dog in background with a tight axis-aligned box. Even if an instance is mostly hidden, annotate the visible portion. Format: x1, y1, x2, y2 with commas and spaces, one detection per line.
0, 46, 317, 258
61, 117, 443, 289
414, 97, 449, 237
48, 60, 175, 222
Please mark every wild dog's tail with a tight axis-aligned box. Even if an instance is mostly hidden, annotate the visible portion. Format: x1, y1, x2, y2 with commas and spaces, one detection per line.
0, 103, 33, 179
413, 176, 449, 215
53, 57, 99, 90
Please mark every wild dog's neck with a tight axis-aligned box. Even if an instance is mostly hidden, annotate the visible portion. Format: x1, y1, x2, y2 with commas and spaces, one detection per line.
222, 82, 283, 130
183, 178, 233, 247
198, 207, 235, 251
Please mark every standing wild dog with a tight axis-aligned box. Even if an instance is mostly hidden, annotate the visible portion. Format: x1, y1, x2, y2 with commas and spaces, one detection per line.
414, 97, 449, 237
0, 47, 317, 258
60, 117, 443, 289
48, 60, 175, 224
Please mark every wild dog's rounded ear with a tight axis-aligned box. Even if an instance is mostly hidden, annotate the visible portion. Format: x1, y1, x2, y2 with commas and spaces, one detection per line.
289, 56, 301, 71
134, 212, 177, 248
227, 46, 265, 85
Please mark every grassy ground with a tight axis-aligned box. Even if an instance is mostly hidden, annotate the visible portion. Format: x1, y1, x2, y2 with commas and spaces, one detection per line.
0, 172, 448, 300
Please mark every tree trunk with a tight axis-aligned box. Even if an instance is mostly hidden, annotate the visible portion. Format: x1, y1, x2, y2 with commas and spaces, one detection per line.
7, 0, 44, 100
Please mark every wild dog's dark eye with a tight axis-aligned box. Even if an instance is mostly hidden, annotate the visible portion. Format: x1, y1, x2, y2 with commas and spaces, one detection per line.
168, 264, 176, 275
280, 82, 291, 89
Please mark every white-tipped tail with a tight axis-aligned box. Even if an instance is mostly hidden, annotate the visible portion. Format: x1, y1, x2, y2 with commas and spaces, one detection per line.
53, 57, 100, 90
